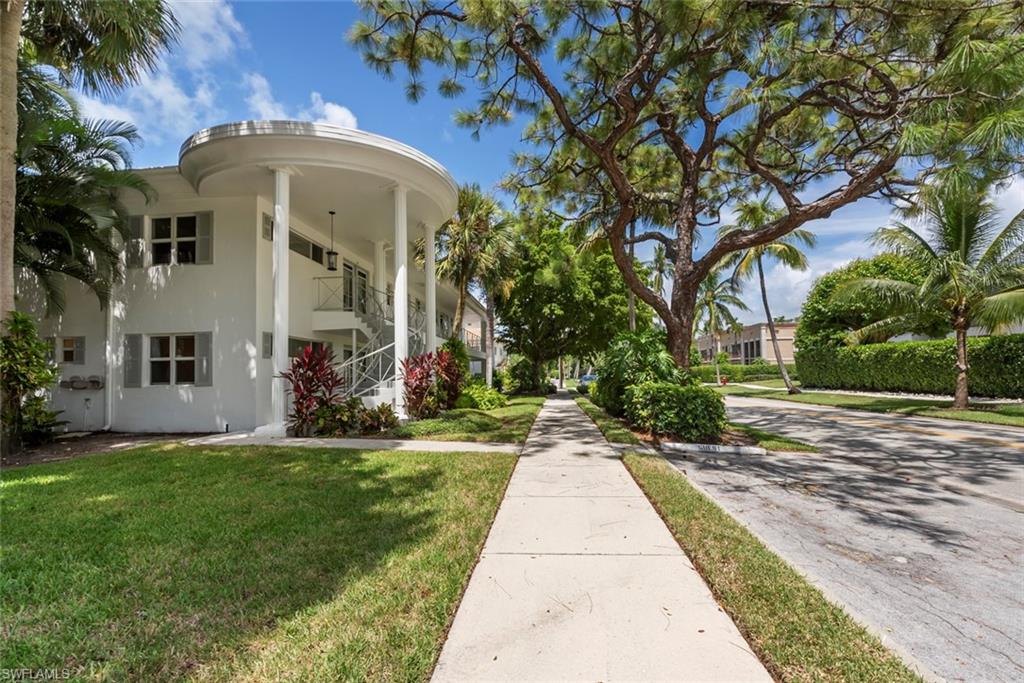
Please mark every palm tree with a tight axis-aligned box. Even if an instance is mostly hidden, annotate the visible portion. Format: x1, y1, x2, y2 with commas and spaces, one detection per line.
433, 183, 505, 332
650, 244, 671, 297
694, 266, 749, 384
1, 0, 178, 320
16, 79, 151, 313
838, 183, 1024, 409
476, 215, 517, 387
720, 197, 816, 393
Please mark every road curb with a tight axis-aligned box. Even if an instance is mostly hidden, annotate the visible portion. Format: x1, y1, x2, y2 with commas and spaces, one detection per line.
660, 442, 767, 457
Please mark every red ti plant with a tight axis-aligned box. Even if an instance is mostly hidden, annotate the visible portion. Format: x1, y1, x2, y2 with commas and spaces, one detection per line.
278, 345, 344, 435
434, 349, 464, 410
402, 352, 438, 418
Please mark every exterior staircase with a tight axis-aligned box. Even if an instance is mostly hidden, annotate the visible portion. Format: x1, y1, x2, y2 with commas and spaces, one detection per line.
334, 285, 427, 408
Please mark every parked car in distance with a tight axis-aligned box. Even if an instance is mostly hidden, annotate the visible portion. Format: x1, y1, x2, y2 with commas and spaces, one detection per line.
578, 374, 598, 394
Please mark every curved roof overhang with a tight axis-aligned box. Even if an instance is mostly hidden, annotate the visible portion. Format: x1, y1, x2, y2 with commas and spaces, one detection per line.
178, 120, 458, 227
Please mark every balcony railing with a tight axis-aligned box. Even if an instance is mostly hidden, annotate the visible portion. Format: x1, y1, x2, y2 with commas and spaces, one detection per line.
461, 328, 482, 352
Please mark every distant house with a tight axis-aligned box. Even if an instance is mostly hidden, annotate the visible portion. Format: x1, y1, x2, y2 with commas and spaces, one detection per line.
696, 321, 797, 365
16, 120, 491, 434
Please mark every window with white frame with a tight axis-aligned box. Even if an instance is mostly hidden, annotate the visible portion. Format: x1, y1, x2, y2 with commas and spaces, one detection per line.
60, 337, 85, 364
151, 215, 198, 265
149, 334, 196, 385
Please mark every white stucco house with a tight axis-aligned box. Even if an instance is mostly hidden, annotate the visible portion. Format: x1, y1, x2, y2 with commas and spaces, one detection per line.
17, 121, 492, 434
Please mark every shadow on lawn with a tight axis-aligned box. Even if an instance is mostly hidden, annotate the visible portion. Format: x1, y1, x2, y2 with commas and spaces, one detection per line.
1, 445, 446, 679
682, 405, 1023, 548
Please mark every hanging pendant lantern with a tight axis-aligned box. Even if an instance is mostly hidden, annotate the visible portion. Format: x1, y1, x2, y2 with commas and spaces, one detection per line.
327, 210, 339, 271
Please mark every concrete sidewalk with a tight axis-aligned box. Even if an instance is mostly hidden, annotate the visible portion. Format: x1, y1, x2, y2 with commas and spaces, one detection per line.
432, 393, 769, 682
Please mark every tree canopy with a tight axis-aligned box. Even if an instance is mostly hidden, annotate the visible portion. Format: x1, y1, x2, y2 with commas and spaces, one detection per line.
351, 0, 1024, 366
495, 215, 648, 372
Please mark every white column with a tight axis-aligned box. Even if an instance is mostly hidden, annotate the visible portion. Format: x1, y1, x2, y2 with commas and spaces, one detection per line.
393, 185, 408, 418
424, 223, 437, 352
271, 168, 291, 433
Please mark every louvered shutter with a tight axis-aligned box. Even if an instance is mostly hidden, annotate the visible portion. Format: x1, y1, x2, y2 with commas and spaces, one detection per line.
194, 332, 213, 386
196, 212, 214, 264
126, 216, 145, 268
124, 334, 142, 388
73, 337, 86, 364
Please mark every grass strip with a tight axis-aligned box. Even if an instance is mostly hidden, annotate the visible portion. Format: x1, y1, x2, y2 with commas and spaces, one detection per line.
622, 451, 921, 682
1, 445, 516, 681
572, 394, 640, 444
727, 423, 820, 453
383, 395, 546, 443
716, 385, 1023, 428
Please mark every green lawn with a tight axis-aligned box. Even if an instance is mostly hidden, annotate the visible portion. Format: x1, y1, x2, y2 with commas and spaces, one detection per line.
716, 384, 1024, 427
1, 445, 515, 681
383, 395, 545, 443
623, 452, 920, 682
574, 394, 817, 451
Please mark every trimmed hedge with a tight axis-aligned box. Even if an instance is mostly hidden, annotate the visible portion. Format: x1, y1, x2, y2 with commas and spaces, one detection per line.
455, 382, 508, 410
624, 381, 727, 442
690, 362, 799, 384
796, 334, 1024, 398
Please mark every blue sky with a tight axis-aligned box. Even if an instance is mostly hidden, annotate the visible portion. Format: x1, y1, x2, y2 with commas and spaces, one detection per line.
79, 1, 1024, 323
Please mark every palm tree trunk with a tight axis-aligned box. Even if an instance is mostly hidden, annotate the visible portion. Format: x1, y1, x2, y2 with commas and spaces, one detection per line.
954, 324, 970, 409
452, 275, 467, 337
757, 256, 799, 394
627, 221, 635, 331
485, 297, 495, 387
1, 0, 24, 322
710, 307, 721, 384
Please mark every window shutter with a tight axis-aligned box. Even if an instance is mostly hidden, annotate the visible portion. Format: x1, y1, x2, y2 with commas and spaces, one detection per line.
262, 212, 273, 241
126, 216, 145, 268
196, 212, 214, 264
195, 332, 213, 386
124, 334, 142, 388
73, 337, 86, 365
262, 332, 273, 359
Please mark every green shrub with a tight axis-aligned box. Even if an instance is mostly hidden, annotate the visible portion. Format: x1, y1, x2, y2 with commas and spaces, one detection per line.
440, 336, 471, 379
503, 355, 546, 395
689, 362, 799, 384
795, 254, 944, 351
456, 382, 508, 410
624, 382, 726, 442
1, 312, 59, 455
593, 329, 682, 416
796, 334, 1024, 398
361, 403, 400, 433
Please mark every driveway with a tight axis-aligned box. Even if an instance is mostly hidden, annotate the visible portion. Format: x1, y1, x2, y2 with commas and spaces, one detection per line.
666, 396, 1024, 682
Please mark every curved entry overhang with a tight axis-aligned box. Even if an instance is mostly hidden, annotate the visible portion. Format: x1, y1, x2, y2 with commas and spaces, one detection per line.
178, 120, 458, 244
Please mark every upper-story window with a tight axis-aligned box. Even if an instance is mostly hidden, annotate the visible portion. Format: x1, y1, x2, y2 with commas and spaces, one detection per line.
151, 215, 198, 265
127, 213, 213, 268
289, 231, 325, 265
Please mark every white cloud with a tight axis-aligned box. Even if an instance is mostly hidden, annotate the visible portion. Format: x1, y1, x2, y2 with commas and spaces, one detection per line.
301, 92, 358, 129
77, 93, 139, 125
72, 0, 246, 147
170, 0, 248, 71
243, 72, 289, 119
243, 73, 358, 129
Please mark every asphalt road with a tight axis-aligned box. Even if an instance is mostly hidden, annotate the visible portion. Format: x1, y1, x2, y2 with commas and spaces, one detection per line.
666, 395, 1024, 682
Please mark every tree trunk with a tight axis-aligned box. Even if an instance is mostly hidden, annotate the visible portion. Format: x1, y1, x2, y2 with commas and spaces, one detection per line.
485, 297, 495, 387
558, 355, 564, 389
0, 0, 21, 323
452, 275, 467, 336
954, 324, 970, 410
572, 357, 580, 380
627, 221, 635, 331
1, 0, 25, 461
757, 256, 799, 394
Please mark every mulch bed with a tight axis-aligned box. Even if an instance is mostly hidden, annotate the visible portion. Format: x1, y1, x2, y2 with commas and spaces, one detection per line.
2, 432, 208, 468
